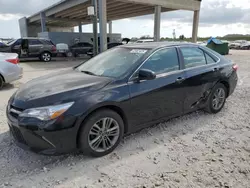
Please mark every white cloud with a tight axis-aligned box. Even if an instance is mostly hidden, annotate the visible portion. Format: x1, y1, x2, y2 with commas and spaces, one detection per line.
0, 0, 250, 39
0, 14, 22, 21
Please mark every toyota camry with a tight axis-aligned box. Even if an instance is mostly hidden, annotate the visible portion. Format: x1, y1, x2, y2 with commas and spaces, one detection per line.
7, 42, 238, 157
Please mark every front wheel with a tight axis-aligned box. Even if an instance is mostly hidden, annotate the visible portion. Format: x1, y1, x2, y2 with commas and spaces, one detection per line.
40, 52, 51, 62
205, 83, 227, 114
78, 109, 124, 157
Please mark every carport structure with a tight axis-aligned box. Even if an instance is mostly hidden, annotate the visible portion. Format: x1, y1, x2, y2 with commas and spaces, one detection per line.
25, 0, 202, 52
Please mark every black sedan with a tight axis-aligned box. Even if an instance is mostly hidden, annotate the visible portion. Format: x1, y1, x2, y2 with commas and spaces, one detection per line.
7, 42, 238, 157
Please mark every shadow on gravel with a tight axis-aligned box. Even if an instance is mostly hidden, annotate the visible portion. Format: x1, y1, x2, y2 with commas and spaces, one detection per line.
0, 110, 214, 186
1, 83, 15, 91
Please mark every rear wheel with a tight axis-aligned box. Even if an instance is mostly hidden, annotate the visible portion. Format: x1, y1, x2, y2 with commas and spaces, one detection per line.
78, 109, 124, 157
205, 83, 227, 114
40, 52, 51, 62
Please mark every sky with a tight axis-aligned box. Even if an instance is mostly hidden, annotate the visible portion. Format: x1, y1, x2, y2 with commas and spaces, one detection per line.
0, 0, 250, 39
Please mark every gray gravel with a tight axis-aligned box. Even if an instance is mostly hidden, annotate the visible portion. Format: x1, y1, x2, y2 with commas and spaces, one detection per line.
0, 52, 250, 188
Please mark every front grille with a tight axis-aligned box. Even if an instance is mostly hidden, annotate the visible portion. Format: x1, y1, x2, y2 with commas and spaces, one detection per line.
10, 126, 27, 145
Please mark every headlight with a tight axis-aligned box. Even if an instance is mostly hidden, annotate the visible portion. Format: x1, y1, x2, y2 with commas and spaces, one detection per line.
19, 102, 74, 121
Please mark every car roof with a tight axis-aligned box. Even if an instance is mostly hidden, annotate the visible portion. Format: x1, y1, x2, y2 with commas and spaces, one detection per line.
20, 37, 50, 40
121, 42, 200, 50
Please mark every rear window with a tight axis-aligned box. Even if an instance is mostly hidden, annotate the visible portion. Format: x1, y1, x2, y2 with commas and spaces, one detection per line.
41, 39, 54, 45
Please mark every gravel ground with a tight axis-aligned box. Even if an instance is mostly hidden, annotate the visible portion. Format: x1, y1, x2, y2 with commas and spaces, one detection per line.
0, 51, 250, 188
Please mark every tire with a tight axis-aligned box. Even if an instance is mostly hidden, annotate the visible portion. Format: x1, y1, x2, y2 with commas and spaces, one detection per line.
40, 52, 52, 62
0, 75, 4, 89
205, 83, 227, 114
78, 109, 124, 157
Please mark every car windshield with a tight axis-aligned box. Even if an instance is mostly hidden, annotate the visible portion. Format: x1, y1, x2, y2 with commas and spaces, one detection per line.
76, 47, 148, 78
6, 39, 16, 45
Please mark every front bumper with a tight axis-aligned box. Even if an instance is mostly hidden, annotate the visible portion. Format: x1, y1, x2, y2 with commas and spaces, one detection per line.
7, 113, 78, 155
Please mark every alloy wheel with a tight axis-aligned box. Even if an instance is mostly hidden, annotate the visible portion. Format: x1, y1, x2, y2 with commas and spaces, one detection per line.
212, 88, 226, 110
88, 117, 120, 152
42, 53, 51, 62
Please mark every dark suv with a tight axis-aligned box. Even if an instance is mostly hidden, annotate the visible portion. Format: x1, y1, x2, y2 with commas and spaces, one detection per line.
0, 38, 57, 62
69, 42, 93, 57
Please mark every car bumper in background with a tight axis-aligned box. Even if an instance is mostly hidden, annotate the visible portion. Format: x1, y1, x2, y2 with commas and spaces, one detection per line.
5, 65, 23, 83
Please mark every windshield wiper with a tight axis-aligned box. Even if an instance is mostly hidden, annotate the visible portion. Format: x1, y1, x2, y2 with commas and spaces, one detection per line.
81, 70, 97, 76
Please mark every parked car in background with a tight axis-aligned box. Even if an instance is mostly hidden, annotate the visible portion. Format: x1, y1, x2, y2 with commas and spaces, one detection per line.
7, 42, 238, 157
0, 52, 22, 89
135, 39, 154, 43
240, 42, 250, 50
0, 38, 57, 62
0, 42, 6, 47
56, 43, 71, 57
87, 42, 123, 57
69, 42, 93, 57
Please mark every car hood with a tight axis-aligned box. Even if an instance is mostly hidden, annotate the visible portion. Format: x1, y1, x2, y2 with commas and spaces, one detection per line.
14, 69, 113, 102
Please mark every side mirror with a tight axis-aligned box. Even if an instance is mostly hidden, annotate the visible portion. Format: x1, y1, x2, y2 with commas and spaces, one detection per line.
138, 69, 156, 81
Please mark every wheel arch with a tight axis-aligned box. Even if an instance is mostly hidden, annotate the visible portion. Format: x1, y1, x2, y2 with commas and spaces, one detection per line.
76, 103, 129, 148
0, 73, 5, 83
219, 80, 230, 97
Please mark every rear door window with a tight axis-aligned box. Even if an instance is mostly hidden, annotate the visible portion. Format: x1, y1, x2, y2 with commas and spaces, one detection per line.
205, 53, 217, 64
180, 47, 206, 68
29, 39, 42, 45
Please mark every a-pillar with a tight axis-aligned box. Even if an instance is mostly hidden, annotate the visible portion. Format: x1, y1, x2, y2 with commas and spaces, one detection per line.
154, 5, 161, 42
108, 21, 112, 34
98, 0, 107, 52
40, 12, 46, 32
192, 10, 200, 43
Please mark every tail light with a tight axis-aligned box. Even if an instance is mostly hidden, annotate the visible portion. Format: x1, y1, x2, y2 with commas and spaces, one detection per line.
6, 58, 19, 64
52, 46, 57, 52
233, 64, 238, 71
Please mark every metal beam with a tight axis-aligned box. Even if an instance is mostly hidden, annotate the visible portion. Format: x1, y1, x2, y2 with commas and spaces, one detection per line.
108, 21, 112, 34
29, 0, 88, 23
154, 6, 161, 42
98, 0, 107, 52
40, 12, 47, 32
192, 10, 200, 43
116, 0, 201, 11
47, 16, 87, 23
79, 23, 82, 33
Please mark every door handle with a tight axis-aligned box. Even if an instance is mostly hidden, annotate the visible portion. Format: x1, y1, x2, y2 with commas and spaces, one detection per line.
176, 77, 185, 83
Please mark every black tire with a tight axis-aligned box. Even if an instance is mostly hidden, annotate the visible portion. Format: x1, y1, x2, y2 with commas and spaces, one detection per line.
205, 83, 227, 114
78, 109, 124, 157
40, 52, 52, 62
0, 75, 4, 89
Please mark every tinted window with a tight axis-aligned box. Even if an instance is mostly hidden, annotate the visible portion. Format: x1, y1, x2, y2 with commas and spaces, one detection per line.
181, 47, 206, 68
140, 48, 179, 74
83, 43, 92, 47
77, 48, 147, 78
29, 39, 42, 45
42, 40, 54, 45
14, 39, 21, 46
205, 53, 216, 64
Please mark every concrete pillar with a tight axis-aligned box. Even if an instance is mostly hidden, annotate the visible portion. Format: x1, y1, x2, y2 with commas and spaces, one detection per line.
78, 23, 82, 33
154, 6, 161, 42
108, 21, 112, 34
192, 10, 200, 43
98, 0, 107, 52
40, 12, 46, 32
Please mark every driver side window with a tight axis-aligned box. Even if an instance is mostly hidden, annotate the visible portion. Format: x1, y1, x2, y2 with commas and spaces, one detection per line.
140, 48, 179, 75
